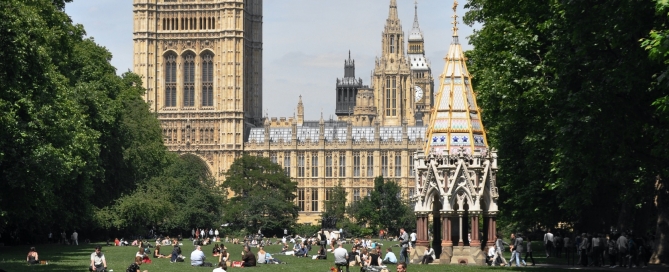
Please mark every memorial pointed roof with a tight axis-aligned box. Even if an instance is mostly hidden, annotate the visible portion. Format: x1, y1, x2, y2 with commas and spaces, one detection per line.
424, 0, 488, 155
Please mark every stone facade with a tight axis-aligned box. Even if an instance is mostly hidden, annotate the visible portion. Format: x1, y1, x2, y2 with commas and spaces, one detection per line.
133, 0, 263, 176
134, 0, 436, 224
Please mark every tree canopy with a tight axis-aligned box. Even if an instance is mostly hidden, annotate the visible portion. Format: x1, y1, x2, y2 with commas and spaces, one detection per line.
0, 0, 168, 242
222, 155, 299, 235
347, 176, 414, 234
464, 0, 669, 262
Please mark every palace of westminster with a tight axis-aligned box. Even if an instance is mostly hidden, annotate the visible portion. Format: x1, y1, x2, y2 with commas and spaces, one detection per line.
133, 0, 474, 224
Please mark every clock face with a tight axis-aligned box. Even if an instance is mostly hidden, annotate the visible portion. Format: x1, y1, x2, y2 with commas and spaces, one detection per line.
414, 86, 424, 102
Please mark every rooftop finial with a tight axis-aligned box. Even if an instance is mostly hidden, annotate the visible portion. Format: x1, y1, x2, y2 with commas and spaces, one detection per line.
452, 0, 459, 37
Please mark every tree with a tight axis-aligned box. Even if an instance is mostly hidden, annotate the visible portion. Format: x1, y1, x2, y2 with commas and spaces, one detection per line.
101, 154, 226, 234
0, 0, 170, 241
463, 0, 669, 262
348, 176, 414, 234
222, 155, 299, 235
321, 182, 347, 227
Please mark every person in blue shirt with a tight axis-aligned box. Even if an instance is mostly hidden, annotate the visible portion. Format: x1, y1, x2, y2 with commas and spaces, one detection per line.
382, 248, 397, 264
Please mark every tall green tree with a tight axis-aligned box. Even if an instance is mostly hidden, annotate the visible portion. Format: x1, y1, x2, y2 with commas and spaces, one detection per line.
222, 155, 299, 235
0, 0, 169, 241
100, 154, 225, 234
463, 0, 668, 242
348, 176, 414, 233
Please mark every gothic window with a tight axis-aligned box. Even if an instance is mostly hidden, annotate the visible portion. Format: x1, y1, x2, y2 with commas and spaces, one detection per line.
311, 153, 319, 177
297, 152, 305, 177
353, 152, 360, 177
353, 188, 360, 202
338, 152, 346, 177
183, 52, 195, 107
270, 152, 277, 164
311, 189, 318, 212
325, 152, 333, 177
367, 152, 374, 177
385, 77, 397, 116
395, 154, 402, 177
381, 152, 388, 177
297, 189, 305, 211
201, 52, 214, 107
284, 154, 291, 177
390, 35, 395, 53
325, 189, 332, 201
409, 155, 414, 177
164, 53, 177, 107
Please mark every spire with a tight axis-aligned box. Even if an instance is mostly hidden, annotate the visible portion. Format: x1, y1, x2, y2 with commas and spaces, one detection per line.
409, 0, 424, 41
424, 0, 488, 155
451, 0, 460, 43
388, 0, 398, 20
344, 50, 355, 78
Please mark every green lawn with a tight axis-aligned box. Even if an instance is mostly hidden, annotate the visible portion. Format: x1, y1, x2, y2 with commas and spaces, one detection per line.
0, 239, 625, 272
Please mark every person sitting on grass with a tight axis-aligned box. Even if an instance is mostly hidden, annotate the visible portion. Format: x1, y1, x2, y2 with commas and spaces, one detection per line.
212, 244, 221, 257
170, 245, 183, 263
27, 247, 39, 265
218, 245, 230, 264
191, 245, 212, 267
241, 245, 257, 267
366, 249, 381, 267
126, 256, 148, 272
333, 242, 349, 272
316, 245, 328, 260
382, 248, 397, 264
348, 245, 361, 267
89, 246, 107, 272
136, 248, 151, 264
258, 246, 267, 264
295, 244, 309, 257
281, 244, 289, 253
153, 245, 167, 258
213, 261, 228, 272
265, 252, 283, 264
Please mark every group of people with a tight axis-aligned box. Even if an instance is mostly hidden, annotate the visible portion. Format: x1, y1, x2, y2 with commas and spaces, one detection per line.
192, 228, 219, 240
544, 229, 654, 268
330, 241, 408, 272
486, 233, 535, 267
48, 230, 79, 245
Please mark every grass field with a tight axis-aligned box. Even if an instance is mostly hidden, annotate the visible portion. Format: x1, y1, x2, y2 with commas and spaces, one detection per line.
0, 239, 661, 272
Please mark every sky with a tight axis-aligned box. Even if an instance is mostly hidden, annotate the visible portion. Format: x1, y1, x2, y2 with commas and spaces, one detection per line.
65, 0, 476, 120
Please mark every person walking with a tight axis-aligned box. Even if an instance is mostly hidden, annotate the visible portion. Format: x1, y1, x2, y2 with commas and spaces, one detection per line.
192, 228, 195, 239
72, 230, 79, 246
579, 233, 590, 267
524, 236, 535, 266
563, 234, 573, 265
543, 229, 554, 258
513, 234, 527, 266
492, 234, 508, 266
616, 232, 628, 268
399, 228, 410, 264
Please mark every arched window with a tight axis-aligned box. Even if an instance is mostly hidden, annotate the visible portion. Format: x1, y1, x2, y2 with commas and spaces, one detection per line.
183, 52, 195, 107
201, 52, 214, 107
164, 53, 177, 107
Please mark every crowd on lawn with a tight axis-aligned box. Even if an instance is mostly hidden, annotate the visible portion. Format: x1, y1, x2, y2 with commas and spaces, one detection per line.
486, 229, 656, 269
77, 227, 415, 272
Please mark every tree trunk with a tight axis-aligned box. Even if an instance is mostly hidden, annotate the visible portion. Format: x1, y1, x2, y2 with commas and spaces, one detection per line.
650, 175, 669, 264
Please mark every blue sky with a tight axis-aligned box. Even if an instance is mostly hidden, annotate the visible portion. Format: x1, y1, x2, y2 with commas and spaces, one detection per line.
65, 0, 475, 119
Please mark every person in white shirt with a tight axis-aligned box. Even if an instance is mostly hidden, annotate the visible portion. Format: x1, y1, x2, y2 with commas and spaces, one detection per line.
191, 245, 209, 267
212, 261, 227, 272
410, 231, 417, 248
89, 246, 107, 272
544, 230, 554, 258
72, 231, 79, 246
420, 245, 435, 264
214, 229, 219, 238
487, 245, 497, 266
333, 242, 349, 272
